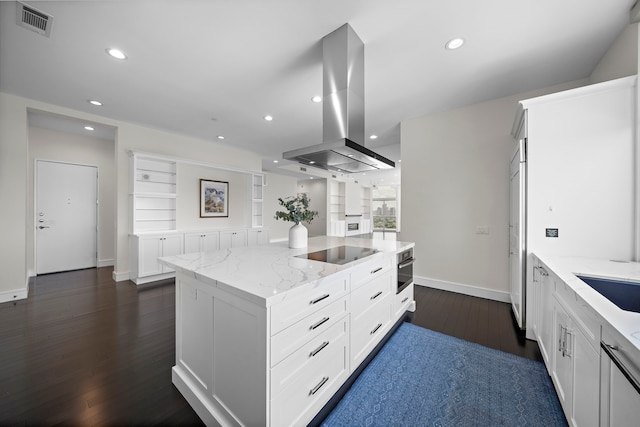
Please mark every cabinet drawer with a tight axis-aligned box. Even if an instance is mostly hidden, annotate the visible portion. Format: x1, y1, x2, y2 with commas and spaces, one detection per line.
271, 317, 349, 427
351, 269, 393, 314
394, 283, 414, 319
351, 293, 391, 368
270, 273, 349, 335
271, 296, 348, 367
350, 255, 394, 291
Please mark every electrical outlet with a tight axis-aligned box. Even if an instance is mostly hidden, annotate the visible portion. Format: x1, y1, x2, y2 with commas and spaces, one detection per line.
476, 226, 490, 235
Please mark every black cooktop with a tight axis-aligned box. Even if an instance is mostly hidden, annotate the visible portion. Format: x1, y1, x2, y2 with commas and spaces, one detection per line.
296, 245, 378, 265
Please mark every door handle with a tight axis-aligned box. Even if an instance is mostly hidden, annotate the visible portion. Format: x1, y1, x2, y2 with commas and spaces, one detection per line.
38, 225, 50, 229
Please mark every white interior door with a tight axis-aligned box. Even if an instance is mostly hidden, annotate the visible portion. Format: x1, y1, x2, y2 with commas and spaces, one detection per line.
36, 160, 98, 274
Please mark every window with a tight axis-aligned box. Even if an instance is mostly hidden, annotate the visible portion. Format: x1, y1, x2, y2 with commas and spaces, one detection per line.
372, 185, 398, 231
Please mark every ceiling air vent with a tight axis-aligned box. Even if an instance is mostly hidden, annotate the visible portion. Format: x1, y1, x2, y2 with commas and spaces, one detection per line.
16, 1, 53, 37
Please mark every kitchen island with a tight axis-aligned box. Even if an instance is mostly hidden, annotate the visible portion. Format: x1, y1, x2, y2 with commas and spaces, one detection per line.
159, 236, 415, 426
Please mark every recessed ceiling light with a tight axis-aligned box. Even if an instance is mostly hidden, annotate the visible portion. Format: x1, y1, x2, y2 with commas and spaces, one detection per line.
445, 38, 465, 50
398, 159, 402, 162
264, 115, 273, 121
84, 126, 94, 131
369, 134, 378, 140
273, 160, 279, 163
216, 135, 224, 140
106, 48, 127, 60
311, 95, 322, 103
309, 161, 315, 164
88, 100, 102, 106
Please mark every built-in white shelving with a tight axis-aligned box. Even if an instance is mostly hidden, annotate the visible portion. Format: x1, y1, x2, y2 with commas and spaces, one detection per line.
130, 154, 177, 233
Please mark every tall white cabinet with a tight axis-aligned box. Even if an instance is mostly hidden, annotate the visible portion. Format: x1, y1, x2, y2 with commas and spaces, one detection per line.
512, 76, 637, 338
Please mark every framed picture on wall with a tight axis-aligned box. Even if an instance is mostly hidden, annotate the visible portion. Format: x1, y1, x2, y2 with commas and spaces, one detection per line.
200, 179, 229, 218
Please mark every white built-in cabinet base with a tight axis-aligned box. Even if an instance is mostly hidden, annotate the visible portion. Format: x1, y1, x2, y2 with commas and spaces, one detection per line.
172, 254, 415, 426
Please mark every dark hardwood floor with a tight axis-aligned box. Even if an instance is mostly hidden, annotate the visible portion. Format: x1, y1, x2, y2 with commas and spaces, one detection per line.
0, 267, 541, 425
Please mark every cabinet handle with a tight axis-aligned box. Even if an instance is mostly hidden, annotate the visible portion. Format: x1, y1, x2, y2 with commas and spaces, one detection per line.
370, 291, 383, 300
565, 329, 573, 358
371, 267, 383, 275
309, 376, 329, 395
309, 317, 330, 330
310, 294, 330, 305
309, 341, 329, 357
370, 323, 383, 335
401, 297, 409, 304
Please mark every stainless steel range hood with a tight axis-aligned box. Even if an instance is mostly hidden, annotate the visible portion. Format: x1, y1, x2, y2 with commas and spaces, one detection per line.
283, 24, 395, 173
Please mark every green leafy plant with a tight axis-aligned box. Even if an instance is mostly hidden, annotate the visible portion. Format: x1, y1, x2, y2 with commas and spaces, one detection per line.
274, 193, 319, 224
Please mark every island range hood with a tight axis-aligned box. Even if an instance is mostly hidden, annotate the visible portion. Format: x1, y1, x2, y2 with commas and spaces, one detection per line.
283, 24, 395, 173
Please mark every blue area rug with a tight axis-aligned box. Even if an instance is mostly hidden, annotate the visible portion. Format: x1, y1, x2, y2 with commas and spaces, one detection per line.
322, 322, 567, 426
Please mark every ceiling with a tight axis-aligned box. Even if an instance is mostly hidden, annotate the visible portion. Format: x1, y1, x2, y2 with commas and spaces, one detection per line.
0, 0, 635, 185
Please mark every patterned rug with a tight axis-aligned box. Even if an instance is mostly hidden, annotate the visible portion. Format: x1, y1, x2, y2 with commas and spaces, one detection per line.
321, 322, 567, 426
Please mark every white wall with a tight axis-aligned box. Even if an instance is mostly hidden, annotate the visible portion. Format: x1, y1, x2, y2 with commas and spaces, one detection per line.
401, 79, 588, 300
590, 23, 638, 84
0, 93, 29, 302
263, 172, 299, 241
297, 179, 327, 237
28, 126, 116, 272
177, 163, 250, 230
0, 93, 262, 299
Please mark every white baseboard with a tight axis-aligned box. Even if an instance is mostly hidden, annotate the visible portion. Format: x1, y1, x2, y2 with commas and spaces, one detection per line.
0, 287, 28, 304
98, 259, 115, 267
415, 275, 510, 303
112, 270, 130, 282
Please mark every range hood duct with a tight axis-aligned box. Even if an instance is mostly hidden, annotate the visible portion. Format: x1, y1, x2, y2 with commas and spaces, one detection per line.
283, 24, 395, 173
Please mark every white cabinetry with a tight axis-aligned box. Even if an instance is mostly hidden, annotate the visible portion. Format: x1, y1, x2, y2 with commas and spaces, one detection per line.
600, 325, 640, 427
547, 270, 600, 427
327, 180, 345, 237
251, 174, 265, 228
248, 228, 269, 246
531, 257, 554, 367
172, 251, 412, 426
184, 232, 219, 253
132, 234, 183, 280
130, 154, 177, 233
219, 229, 247, 249
514, 76, 636, 338
349, 256, 394, 367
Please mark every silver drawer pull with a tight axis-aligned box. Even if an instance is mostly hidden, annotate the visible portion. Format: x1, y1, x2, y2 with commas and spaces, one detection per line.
370, 323, 383, 335
310, 317, 330, 330
309, 341, 329, 357
310, 294, 330, 305
401, 297, 409, 303
309, 376, 329, 395
370, 291, 383, 300
371, 267, 383, 275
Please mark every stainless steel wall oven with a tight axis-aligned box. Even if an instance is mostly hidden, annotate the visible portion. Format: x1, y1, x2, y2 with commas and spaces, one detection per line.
397, 248, 414, 294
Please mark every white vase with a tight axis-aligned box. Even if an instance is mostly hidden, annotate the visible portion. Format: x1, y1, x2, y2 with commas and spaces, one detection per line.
289, 223, 308, 249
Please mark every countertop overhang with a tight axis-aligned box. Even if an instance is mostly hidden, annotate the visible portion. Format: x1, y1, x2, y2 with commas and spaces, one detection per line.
159, 236, 414, 306
534, 254, 640, 354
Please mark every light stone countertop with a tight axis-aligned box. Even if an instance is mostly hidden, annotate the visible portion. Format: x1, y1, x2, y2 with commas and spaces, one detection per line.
534, 254, 640, 355
159, 235, 414, 306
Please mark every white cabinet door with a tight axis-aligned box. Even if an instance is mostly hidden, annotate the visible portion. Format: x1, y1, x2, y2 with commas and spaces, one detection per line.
552, 297, 573, 412
248, 229, 269, 246
571, 328, 599, 427
220, 230, 247, 249
162, 235, 183, 272
138, 234, 182, 276
139, 236, 164, 277
184, 232, 220, 253
183, 233, 202, 254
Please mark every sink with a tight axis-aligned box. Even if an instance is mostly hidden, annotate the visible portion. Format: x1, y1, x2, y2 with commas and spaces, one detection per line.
576, 275, 640, 313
